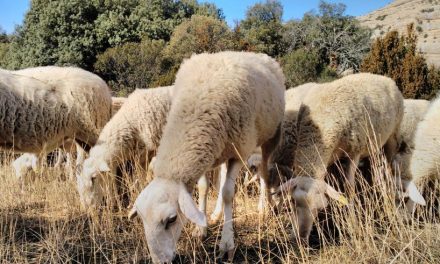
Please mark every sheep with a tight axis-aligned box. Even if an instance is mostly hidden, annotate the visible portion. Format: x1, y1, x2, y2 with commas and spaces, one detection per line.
268, 82, 318, 188
1, 66, 112, 187
0, 66, 112, 154
128, 51, 285, 263
13, 139, 79, 185
76, 86, 173, 210
111, 97, 127, 116
275, 73, 416, 243
392, 99, 430, 209
407, 96, 440, 213
12, 153, 38, 185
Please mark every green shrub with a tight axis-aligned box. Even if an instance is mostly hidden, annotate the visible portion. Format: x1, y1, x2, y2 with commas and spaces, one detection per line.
94, 39, 169, 94
361, 24, 438, 99
281, 48, 322, 87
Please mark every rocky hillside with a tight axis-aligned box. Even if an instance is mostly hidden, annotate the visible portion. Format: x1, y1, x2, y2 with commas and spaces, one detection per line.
358, 0, 440, 66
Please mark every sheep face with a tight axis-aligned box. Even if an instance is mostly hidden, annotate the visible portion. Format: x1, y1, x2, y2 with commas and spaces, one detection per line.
76, 157, 110, 209
395, 178, 426, 207
275, 176, 348, 241
128, 178, 206, 264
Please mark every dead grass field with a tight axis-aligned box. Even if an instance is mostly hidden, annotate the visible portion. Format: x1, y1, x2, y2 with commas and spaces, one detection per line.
1, 150, 440, 264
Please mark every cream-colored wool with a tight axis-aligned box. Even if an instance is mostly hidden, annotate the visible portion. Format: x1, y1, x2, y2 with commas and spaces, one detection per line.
77, 86, 173, 209
408, 96, 440, 204
130, 51, 285, 264
278, 73, 405, 242
111, 97, 126, 116
0, 66, 112, 153
268, 82, 318, 185
394, 99, 430, 181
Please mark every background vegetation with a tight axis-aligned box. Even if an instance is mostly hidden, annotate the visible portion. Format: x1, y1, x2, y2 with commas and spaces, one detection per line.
0, 0, 438, 98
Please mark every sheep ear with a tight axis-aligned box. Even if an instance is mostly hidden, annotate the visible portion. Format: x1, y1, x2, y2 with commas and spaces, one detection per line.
325, 184, 349, 206
272, 178, 298, 195
128, 207, 138, 220
178, 184, 207, 227
98, 160, 111, 172
407, 182, 426, 206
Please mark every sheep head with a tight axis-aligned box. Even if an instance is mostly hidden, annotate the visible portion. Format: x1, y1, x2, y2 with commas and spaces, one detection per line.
128, 178, 206, 264
274, 176, 348, 241
397, 178, 426, 206
76, 156, 110, 209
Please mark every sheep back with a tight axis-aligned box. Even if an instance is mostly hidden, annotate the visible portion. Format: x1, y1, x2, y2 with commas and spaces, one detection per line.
154, 51, 285, 184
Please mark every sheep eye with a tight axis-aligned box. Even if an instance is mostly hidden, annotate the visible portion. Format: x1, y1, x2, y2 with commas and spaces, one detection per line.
164, 215, 177, 230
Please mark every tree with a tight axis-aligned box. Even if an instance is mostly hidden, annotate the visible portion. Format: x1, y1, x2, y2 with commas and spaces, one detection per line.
281, 48, 337, 87
236, 0, 286, 57
361, 24, 437, 99
164, 15, 235, 64
0, 26, 8, 43
283, 1, 371, 73
282, 48, 321, 87
94, 39, 168, 95
5, 0, 223, 70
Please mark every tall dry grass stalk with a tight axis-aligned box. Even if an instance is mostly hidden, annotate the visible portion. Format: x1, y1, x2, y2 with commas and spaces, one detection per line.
1, 141, 439, 263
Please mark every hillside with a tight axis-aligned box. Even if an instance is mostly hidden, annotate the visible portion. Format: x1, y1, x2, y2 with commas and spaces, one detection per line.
359, 0, 440, 66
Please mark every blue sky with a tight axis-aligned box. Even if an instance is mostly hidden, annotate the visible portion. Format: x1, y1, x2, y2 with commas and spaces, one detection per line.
0, 0, 391, 34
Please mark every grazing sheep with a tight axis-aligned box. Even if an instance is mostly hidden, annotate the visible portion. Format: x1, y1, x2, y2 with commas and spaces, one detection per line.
111, 97, 127, 116
407, 96, 440, 213
268, 82, 318, 187
13, 139, 79, 184
76, 86, 173, 209
128, 51, 285, 263
0, 66, 112, 154
276, 73, 412, 242
393, 99, 430, 209
12, 153, 38, 184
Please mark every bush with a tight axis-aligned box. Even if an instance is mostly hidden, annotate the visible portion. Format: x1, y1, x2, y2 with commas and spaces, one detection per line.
361, 24, 438, 99
281, 48, 322, 87
94, 39, 169, 95
164, 15, 235, 65
0, 43, 9, 68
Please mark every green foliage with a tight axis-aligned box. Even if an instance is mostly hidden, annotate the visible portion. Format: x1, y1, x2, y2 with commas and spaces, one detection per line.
0, 43, 10, 68
282, 48, 321, 87
361, 24, 438, 99
283, 1, 371, 73
94, 39, 169, 95
235, 0, 286, 57
0, 27, 8, 43
281, 47, 339, 87
164, 15, 235, 64
5, 0, 222, 70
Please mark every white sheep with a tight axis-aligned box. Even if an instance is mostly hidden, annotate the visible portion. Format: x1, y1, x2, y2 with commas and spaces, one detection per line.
1, 66, 112, 186
111, 96, 127, 116
0, 66, 112, 154
393, 99, 430, 209
268, 82, 318, 187
275, 73, 421, 242
12, 153, 38, 185
128, 51, 285, 263
76, 86, 173, 209
407, 96, 440, 213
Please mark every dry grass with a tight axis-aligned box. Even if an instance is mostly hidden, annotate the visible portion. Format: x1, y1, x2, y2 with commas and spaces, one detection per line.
1, 149, 440, 264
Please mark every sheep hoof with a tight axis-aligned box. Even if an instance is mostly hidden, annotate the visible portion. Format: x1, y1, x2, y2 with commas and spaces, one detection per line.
191, 226, 207, 239
217, 248, 235, 263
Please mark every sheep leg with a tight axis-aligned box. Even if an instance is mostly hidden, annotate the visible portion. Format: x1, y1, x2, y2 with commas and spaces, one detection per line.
210, 163, 227, 223
192, 174, 209, 238
218, 159, 241, 262
345, 154, 360, 193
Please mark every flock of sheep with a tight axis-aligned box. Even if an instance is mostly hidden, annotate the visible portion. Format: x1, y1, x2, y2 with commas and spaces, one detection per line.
1, 51, 439, 263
